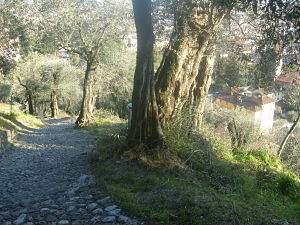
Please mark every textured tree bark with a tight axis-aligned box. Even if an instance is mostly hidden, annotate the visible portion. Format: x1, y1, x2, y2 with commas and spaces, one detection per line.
27, 92, 35, 115
277, 113, 300, 158
75, 61, 96, 128
50, 72, 60, 118
155, 2, 226, 126
50, 90, 59, 118
190, 45, 216, 128
155, 29, 209, 125
128, 0, 164, 148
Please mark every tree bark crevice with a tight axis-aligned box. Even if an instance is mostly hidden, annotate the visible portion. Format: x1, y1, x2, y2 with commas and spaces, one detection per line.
128, 0, 164, 148
155, 3, 226, 126
50, 90, 59, 118
75, 60, 97, 128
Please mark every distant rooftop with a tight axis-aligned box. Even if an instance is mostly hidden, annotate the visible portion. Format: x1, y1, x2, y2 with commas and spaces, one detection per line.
276, 71, 300, 85
216, 87, 275, 112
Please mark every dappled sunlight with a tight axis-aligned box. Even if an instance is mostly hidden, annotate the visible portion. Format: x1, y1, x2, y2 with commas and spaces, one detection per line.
89, 117, 300, 225
1, 0, 298, 224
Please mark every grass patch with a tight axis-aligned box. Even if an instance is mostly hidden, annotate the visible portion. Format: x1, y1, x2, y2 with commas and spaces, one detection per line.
88, 117, 300, 225
0, 103, 44, 132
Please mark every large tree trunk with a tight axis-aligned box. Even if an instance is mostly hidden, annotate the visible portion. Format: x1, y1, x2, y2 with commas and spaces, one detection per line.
277, 113, 300, 158
75, 61, 96, 128
155, 2, 226, 126
190, 45, 216, 128
128, 0, 164, 148
50, 90, 59, 118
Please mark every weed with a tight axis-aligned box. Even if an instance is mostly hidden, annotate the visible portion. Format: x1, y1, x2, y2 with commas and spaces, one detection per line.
89, 116, 300, 225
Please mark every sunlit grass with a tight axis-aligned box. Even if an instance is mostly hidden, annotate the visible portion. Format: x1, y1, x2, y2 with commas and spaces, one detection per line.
88, 116, 300, 225
0, 103, 44, 131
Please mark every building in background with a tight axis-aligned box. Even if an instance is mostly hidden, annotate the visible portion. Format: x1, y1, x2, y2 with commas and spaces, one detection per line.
215, 87, 276, 132
275, 71, 300, 101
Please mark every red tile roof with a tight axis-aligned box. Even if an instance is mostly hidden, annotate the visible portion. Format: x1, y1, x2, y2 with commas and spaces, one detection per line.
276, 71, 300, 85
216, 93, 275, 112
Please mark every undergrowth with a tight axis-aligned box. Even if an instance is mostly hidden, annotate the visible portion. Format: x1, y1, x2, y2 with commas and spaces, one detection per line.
0, 103, 44, 131
88, 116, 300, 225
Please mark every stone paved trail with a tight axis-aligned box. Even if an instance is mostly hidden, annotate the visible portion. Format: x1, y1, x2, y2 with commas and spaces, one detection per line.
0, 118, 141, 225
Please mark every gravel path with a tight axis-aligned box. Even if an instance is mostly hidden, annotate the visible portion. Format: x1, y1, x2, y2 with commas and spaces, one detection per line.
0, 118, 141, 225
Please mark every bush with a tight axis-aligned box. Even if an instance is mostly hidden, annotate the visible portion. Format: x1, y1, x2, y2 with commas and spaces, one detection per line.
0, 84, 12, 102
88, 115, 300, 225
94, 43, 135, 118
275, 174, 299, 197
281, 136, 300, 176
204, 108, 262, 150
287, 111, 298, 123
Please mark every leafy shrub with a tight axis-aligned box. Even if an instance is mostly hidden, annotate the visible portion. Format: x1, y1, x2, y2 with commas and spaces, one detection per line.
0, 84, 12, 102
275, 174, 300, 197
204, 108, 262, 149
89, 115, 300, 225
256, 167, 300, 199
94, 43, 135, 118
286, 111, 298, 123
282, 136, 300, 176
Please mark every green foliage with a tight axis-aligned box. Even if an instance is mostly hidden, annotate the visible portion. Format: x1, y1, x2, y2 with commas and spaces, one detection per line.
204, 108, 262, 150
89, 116, 300, 225
0, 103, 44, 131
0, 56, 15, 76
287, 111, 299, 123
13, 53, 83, 115
282, 135, 300, 176
0, 84, 12, 102
254, 48, 279, 89
212, 54, 254, 90
33, 0, 132, 61
95, 43, 135, 118
275, 174, 299, 197
284, 86, 300, 113
87, 116, 127, 160
0, 1, 30, 56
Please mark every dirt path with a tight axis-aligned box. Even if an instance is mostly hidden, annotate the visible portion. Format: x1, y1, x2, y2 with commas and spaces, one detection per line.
0, 118, 140, 225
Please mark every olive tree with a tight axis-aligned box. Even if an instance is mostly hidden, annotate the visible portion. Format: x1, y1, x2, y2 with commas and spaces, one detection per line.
129, 0, 164, 147
34, 0, 132, 127
129, 0, 297, 148
39, 57, 83, 117
13, 54, 48, 115
155, 0, 298, 127
13, 53, 82, 116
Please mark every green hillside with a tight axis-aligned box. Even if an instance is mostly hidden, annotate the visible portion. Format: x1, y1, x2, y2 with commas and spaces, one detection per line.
88, 117, 300, 225
0, 103, 44, 132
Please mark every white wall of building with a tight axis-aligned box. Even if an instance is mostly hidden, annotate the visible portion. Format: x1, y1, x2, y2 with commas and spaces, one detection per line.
254, 102, 276, 132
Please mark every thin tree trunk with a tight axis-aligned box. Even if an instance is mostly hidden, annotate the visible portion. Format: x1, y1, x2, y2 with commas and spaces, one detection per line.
50, 90, 59, 118
128, 0, 164, 148
155, 3, 226, 126
27, 92, 35, 115
66, 99, 71, 115
75, 61, 96, 128
278, 113, 300, 157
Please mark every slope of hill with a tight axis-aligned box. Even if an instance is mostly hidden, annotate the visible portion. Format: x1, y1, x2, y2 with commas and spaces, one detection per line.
0, 103, 44, 132
88, 116, 300, 225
